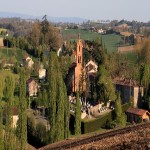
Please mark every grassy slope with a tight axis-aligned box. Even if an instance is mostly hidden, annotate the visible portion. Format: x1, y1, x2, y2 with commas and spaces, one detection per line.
61, 29, 122, 53
0, 47, 25, 62
62, 29, 137, 62
62, 29, 100, 41
102, 34, 122, 53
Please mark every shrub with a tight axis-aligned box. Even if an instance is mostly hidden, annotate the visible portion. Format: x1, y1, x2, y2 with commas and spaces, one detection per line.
81, 111, 113, 134
81, 103, 130, 134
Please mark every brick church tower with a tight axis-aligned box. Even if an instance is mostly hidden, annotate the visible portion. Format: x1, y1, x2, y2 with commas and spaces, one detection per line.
73, 37, 83, 92
66, 35, 86, 94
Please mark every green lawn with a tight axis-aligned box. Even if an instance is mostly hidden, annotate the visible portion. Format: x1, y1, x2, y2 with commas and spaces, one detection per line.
102, 34, 122, 53
0, 47, 26, 62
61, 29, 100, 41
122, 51, 138, 64
61, 29, 122, 53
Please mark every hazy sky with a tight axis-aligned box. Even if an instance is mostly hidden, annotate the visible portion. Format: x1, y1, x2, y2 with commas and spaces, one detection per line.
0, 0, 150, 21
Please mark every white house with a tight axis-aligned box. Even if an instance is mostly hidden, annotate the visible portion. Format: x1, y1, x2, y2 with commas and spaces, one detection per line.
86, 60, 98, 74
22, 56, 34, 68
26, 78, 38, 96
39, 68, 46, 80
97, 29, 106, 34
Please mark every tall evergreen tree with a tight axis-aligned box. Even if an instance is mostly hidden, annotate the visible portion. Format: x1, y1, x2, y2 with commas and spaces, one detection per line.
64, 83, 70, 139
55, 74, 65, 141
16, 69, 27, 150
115, 93, 126, 127
74, 92, 81, 135
48, 52, 57, 143
48, 52, 69, 143
4, 75, 16, 150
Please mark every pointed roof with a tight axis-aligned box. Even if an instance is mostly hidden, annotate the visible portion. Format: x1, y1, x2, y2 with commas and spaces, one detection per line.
86, 60, 98, 68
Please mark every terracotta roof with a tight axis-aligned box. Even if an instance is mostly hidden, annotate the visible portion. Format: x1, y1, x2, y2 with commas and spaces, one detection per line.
113, 77, 139, 87
126, 107, 149, 116
26, 78, 34, 84
120, 32, 133, 37
3, 107, 18, 116
13, 107, 18, 116
69, 62, 76, 69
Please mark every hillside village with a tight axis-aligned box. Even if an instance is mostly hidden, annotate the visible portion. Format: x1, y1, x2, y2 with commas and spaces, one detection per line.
0, 16, 150, 149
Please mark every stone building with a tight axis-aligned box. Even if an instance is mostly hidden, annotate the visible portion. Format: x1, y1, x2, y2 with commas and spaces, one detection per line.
39, 65, 46, 81
22, 56, 34, 68
85, 60, 98, 98
26, 78, 38, 96
126, 107, 150, 123
3, 107, 19, 128
113, 77, 143, 108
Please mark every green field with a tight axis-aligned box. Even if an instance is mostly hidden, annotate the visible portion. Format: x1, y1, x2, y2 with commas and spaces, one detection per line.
102, 34, 122, 53
61, 29, 100, 41
61, 29, 122, 53
123, 52, 138, 64
0, 47, 26, 62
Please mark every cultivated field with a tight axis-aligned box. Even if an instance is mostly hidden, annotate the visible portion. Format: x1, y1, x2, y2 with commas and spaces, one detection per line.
118, 45, 135, 53
61, 29, 122, 53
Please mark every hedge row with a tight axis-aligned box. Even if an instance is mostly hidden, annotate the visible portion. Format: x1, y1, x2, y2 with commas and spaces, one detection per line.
81, 103, 130, 134
81, 111, 114, 134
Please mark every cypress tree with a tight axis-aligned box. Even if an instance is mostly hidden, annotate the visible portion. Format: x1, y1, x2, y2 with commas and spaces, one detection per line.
4, 75, 16, 150
48, 52, 69, 143
55, 74, 64, 141
115, 92, 126, 127
48, 52, 57, 143
16, 68, 27, 150
64, 83, 70, 139
0, 79, 4, 150
74, 92, 81, 135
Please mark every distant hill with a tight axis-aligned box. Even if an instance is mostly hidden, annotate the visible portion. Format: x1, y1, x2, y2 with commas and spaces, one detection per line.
0, 11, 87, 23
